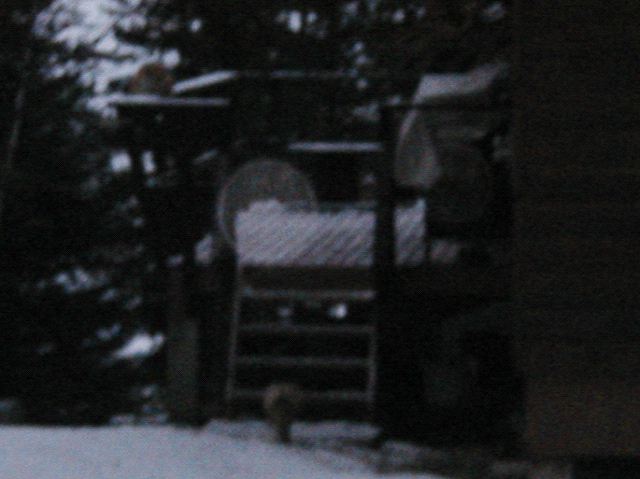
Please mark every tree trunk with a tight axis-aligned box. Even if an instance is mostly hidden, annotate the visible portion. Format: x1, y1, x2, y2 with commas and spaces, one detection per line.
0, 23, 33, 236
0, 84, 27, 235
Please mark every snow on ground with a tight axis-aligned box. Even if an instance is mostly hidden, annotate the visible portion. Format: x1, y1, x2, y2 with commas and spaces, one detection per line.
0, 422, 448, 479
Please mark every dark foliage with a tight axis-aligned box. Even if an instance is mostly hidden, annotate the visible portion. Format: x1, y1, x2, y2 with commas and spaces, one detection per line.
1, 2, 157, 423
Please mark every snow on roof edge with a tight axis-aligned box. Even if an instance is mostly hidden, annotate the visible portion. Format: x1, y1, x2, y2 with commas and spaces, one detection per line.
172, 70, 240, 95
415, 62, 508, 104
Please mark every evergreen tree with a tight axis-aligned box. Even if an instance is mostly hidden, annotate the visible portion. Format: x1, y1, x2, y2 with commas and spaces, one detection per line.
1, 1, 153, 423
114, 1, 511, 81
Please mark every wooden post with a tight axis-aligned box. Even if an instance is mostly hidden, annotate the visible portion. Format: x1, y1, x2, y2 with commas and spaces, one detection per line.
373, 105, 397, 435
0, 23, 33, 238
166, 265, 200, 424
201, 97, 238, 417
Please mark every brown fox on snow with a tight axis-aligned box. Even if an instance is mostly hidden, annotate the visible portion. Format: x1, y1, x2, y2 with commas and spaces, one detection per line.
263, 383, 303, 444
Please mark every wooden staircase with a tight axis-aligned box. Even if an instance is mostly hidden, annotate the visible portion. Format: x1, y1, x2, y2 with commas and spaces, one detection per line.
225, 282, 377, 417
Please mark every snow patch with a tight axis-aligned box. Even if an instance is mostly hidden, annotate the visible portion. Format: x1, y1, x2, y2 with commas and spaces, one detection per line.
194, 233, 221, 265
0, 425, 447, 478
110, 151, 131, 173
112, 332, 164, 360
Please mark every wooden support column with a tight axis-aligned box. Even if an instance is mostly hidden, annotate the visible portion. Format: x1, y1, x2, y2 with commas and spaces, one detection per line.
200, 97, 238, 417
166, 265, 200, 424
373, 105, 398, 434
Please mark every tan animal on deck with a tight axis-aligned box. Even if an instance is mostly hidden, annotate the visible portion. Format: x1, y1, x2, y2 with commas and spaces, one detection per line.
263, 383, 303, 444
127, 62, 175, 95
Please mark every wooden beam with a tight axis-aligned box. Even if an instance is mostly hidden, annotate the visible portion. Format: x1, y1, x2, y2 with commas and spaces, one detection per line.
165, 266, 200, 424
373, 104, 400, 433
109, 95, 230, 109
239, 264, 510, 300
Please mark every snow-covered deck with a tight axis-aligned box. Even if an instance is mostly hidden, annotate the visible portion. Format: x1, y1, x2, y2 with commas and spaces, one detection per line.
236, 200, 439, 269
233, 201, 508, 298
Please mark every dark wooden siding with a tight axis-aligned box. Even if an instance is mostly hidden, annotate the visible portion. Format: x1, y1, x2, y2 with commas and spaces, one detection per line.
514, 1, 640, 457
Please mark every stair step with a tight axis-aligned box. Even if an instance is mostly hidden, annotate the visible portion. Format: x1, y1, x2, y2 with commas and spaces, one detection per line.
230, 388, 370, 403
243, 287, 375, 301
235, 356, 370, 369
286, 141, 384, 155
239, 323, 374, 336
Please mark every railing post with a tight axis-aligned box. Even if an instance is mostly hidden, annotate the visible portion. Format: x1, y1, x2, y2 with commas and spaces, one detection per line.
166, 264, 200, 424
373, 104, 397, 434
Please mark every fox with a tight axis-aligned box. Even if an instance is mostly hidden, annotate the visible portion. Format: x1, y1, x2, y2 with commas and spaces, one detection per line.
263, 383, 303, 444
127, 62, 175, 95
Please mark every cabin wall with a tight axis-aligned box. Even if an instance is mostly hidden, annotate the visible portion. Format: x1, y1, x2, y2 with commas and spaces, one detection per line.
514, 1, 640, 458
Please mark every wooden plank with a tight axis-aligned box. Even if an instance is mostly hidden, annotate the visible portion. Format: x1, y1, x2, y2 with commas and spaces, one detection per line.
516, 3, 640, 120
165, 267, 200, 423
243, 267, 374, 292
224, 279, 244, 411
516, 166, 640, 201
514, 237, 638, 309
239, 323, 374, 336
519, 37, 638, 67
515, 252, 640, 282
286, 141, 383, 155
520, 1, 640, 20
366, 326, 378, 408
525, 378, 640, 458
166, 319, 200, 423
243, 264, 511, 300
517, 97, 640, 125
403, 264, 512, 300
516, 237, 638, 268
519, 32, 639, 56
518, 27, 638, 65
517, 68, 639, 116
515, 273, 640, 310
242, 285, 375, 301
516, 307, 640, 339
519, 1, 640, 39
515, 200, 640, 239
235, 356, 369, 369
110, 95, 230, 109
514, 0, 640, 460
516, 105, 640, 130
515, 212, 640, 308
374, 105, 400, 431
517, 120, 640, 142
518, 339, 640, 380
230, 388, 369, 403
